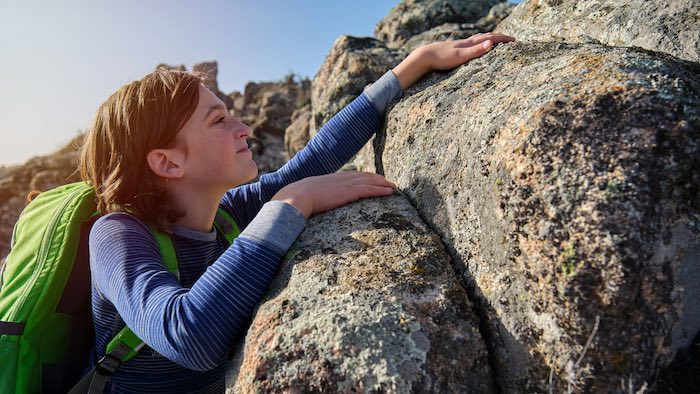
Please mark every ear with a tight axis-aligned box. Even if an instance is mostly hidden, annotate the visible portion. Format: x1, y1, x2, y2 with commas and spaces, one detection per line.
146, 148, 185, 179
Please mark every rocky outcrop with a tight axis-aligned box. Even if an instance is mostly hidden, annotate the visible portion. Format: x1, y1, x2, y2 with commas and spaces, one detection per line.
375, 0, 502, 49
193, 61, 235, 110
310, 36, 403, 136
234, 0, 699, 390
402, 2, 516, 52
284, 104, 311, 160
310, 1, 512, 153
232, 75, 310, 174
495, 0, 700, 63
0, 136, 82, 258
227, 195, 494, 392
357, 41, 700, 392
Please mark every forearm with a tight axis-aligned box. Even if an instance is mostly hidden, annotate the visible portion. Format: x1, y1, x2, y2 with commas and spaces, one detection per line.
392, 47, 432, 90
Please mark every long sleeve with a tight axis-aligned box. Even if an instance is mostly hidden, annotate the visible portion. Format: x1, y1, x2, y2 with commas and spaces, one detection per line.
90, 204, 305, 372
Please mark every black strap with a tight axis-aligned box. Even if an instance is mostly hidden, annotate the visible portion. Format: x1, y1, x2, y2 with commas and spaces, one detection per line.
67, 368, 95, 394
215, 211, 234, 233
67, 342, 134, 393
0, 321, 24, 335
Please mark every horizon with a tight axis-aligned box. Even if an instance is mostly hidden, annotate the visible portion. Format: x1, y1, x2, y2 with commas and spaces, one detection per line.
0, 0, 520, 167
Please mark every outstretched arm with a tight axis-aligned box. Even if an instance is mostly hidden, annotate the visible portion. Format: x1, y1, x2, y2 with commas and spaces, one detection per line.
224, 33, 515, 224
271, 33, 516, 218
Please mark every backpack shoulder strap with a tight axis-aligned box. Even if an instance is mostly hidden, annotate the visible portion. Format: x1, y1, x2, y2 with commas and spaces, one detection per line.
77, 212, 239, 393
75, 228, 180, 393
214, 207, 240, 245
150, 230, 180, 280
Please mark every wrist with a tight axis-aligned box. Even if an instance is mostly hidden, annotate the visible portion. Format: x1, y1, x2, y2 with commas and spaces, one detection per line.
392, 47, 431, 90
271, 194, 312, 218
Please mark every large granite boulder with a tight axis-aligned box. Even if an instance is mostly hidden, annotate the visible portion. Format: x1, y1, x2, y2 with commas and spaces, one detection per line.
357, 41, 700, 392
310, 36, 403, 135
227, 195, 494, 393
495, 0, 700, 63
375, 0, 503, 49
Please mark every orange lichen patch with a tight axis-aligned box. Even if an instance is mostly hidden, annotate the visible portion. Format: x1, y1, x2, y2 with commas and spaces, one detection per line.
406, 101, 436, 125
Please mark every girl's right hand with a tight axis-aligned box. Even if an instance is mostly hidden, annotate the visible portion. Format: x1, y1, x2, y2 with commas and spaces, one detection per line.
271, 172, 397, 218
392, 32, 516, 90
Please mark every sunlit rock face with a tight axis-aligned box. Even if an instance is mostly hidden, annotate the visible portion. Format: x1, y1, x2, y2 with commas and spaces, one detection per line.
495, 0, 700, 63
366, 41, 700, 391
227, 195, 494, 393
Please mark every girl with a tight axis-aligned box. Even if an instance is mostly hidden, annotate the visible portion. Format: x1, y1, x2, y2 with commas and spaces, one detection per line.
80, 33, 514, 392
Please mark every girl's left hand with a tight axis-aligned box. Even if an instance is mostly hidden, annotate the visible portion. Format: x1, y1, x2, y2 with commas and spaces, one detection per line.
393, 33, 516, 90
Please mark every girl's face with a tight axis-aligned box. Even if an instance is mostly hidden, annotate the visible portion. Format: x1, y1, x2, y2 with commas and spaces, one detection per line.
174, 84, 258, 192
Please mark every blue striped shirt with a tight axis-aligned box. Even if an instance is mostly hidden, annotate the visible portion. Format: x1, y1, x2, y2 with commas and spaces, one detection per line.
88, 71, 401, 393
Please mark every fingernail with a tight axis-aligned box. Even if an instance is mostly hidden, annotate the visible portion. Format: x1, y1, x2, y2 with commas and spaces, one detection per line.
482, 40, 492, 50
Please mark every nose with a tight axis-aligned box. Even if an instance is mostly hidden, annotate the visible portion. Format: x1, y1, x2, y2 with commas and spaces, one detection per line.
230, 118, 250, 139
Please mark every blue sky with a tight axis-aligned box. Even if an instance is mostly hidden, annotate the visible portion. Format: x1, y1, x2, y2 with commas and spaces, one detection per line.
0, 0, 517, 166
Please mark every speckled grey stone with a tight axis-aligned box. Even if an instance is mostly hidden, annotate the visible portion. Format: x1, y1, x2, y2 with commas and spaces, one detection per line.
375, 0, 503, 49
226, 195, 494, 393
495, 0, 700, 63
368, 41, 700, 392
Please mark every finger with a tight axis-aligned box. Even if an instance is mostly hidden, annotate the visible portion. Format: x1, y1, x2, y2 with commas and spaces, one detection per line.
349, 173, 397, 188
353, 185, 396, 198
456, 40, 492, 61
459, 33, 515, 48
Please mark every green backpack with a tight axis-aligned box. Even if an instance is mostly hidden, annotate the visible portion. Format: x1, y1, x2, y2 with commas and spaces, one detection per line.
0, 181, 239, 394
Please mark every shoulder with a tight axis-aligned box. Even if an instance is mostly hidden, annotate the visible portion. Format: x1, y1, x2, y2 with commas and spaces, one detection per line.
90, 212, 157, 255
92, 211, 152, 237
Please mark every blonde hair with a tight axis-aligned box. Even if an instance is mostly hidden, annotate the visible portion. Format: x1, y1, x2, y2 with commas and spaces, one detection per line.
80, 68, 202, 228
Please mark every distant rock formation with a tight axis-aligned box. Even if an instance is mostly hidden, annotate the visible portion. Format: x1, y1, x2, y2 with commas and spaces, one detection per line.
227, 0, 700, 392
231, 74, 310, 174
192, 61, 235, 110
0, 136, 82, 259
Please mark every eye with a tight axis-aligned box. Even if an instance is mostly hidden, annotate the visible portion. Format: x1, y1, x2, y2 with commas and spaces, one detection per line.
215, 116, 225, 124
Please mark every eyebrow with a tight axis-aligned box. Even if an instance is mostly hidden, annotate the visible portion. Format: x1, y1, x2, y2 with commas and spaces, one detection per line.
202, 104, 227, 122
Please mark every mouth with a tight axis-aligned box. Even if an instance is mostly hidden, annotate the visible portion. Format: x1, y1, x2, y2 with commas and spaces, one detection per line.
237, 146, 251, 153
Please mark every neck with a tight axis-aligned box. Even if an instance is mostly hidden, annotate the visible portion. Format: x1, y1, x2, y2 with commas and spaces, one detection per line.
168, 184, 222, 233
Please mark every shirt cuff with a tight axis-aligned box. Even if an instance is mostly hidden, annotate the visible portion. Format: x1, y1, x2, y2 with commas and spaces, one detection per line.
239, 201, 307, 254
363, 70, 403, 114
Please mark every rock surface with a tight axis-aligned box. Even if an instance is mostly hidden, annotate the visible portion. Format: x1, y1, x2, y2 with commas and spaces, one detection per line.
284, 104, 311, 160
495, 0, 700, 63
357, 41, 700, 392
402, 2, 516, 52
310, 36, 403, 136
227, 195, 494, 393
232, 75, 310, 175
375, 0, 502, 49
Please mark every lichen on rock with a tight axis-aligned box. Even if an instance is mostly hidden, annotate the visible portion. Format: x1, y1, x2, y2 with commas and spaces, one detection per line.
227, 195, 494, 393
373, 40, 700, 392
495, 0, 700, 63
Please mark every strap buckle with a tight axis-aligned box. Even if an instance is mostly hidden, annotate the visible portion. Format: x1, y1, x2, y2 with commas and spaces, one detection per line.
95, 354, 121, 376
